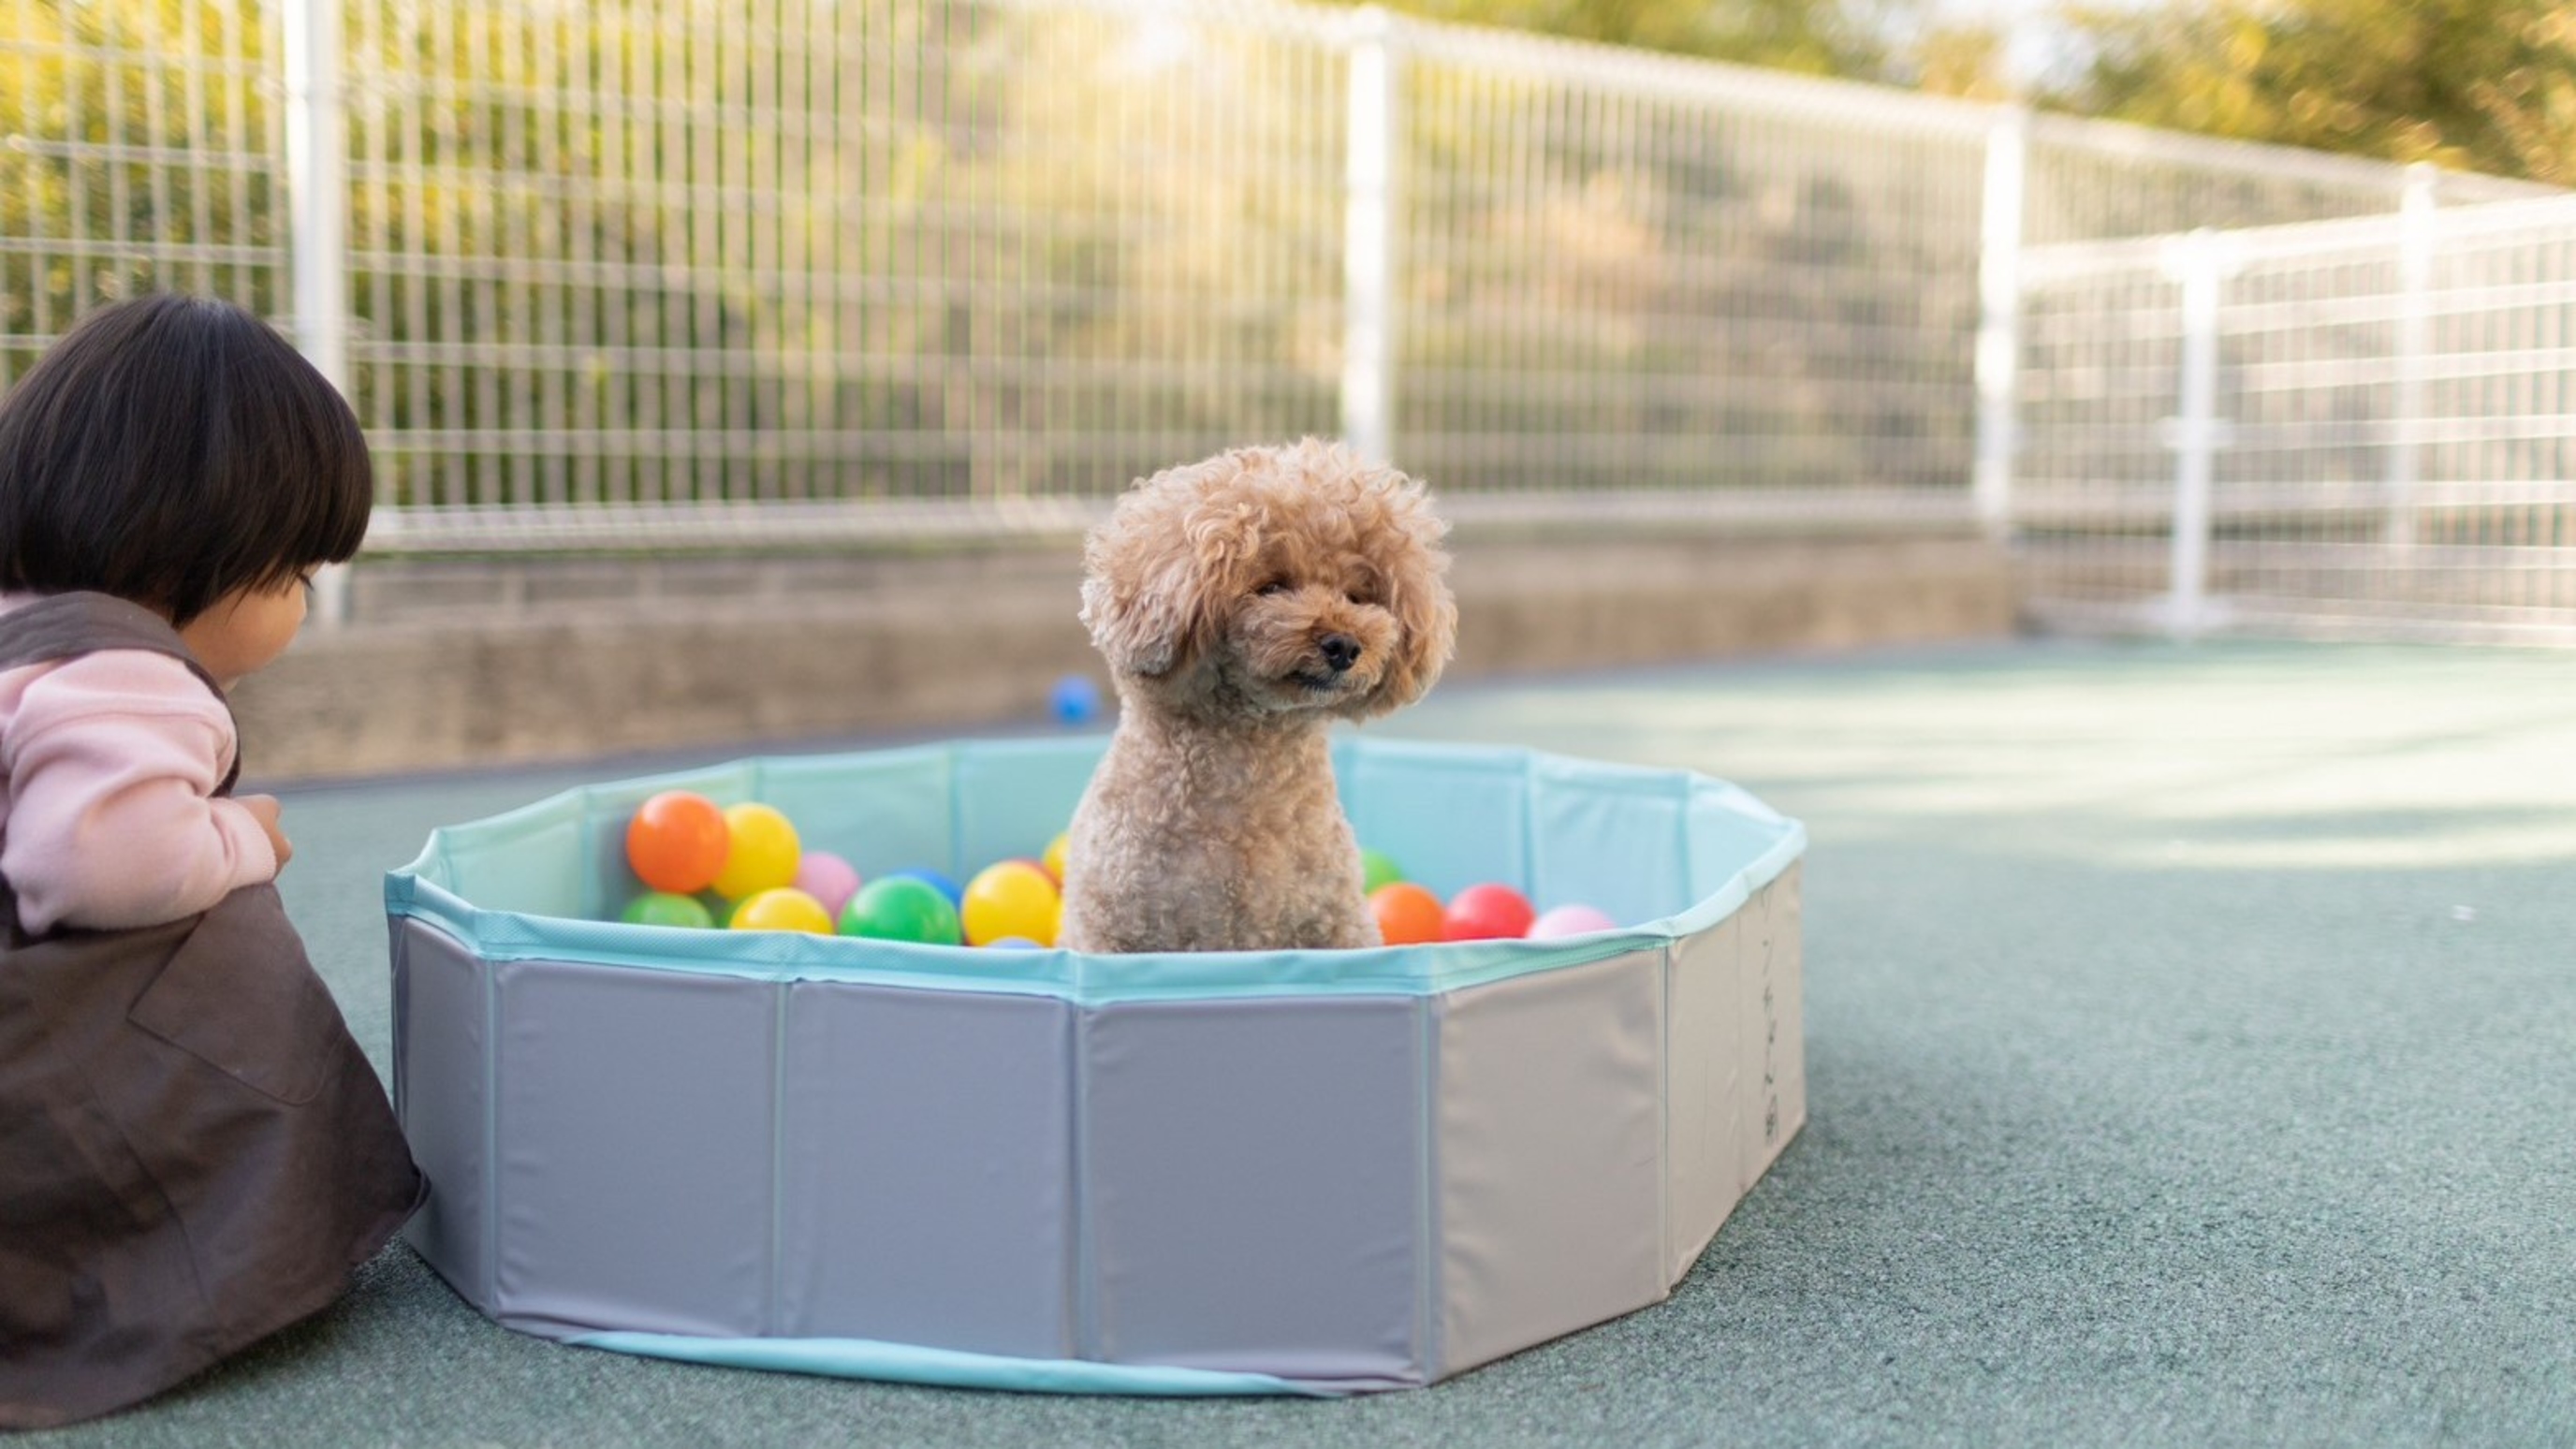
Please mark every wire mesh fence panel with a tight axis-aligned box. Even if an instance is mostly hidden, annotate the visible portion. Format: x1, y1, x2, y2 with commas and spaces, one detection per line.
0, 0, 285, 388
337, 0, 1351, 548
1392, 36, 1991, 512
2012, 244, 2187, 622
2019, 115, 2541, 248
3, 0, 2562, 571
2013, 195, 2576, 644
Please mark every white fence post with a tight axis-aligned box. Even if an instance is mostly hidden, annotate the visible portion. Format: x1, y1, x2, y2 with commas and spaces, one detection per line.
281, 0, 353, 624
2385, 162, 2437, 553
1972, 107, 2027, 541
1340, 7, 1399, 467
2159, 229, 2235, 640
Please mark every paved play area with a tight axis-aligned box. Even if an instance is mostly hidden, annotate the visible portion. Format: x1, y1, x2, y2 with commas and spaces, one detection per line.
24, 637, 2574, 1448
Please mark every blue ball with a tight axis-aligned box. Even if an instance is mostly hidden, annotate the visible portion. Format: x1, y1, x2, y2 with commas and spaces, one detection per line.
880, 868, 963, 906
1049, 674, 1102, 725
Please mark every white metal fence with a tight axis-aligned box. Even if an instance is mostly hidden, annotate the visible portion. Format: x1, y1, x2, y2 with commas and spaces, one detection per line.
0, 0, 2555, 597
2010, 186, 2576, 645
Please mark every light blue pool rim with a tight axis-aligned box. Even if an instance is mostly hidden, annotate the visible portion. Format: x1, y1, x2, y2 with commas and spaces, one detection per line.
386, 734, 1806, 1006
572, 1332, 1334, 1397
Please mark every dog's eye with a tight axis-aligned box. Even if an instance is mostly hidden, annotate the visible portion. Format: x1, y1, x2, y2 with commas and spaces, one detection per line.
1254, 578, 1292, 596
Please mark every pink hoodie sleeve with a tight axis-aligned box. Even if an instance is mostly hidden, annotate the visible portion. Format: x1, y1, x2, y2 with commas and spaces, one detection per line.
1, 650, 279, 934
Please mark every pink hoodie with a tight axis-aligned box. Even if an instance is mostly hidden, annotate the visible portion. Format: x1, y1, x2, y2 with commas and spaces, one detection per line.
0, 596, 279, 934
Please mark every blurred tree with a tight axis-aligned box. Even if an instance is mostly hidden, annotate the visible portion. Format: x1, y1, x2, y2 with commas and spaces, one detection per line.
2042, 0, 2576, 184
1897, 21, 2017, 102
0, 0, 284, 359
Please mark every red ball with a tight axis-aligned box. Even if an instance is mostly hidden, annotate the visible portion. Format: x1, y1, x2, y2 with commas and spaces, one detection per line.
1442, 882, 1536, 942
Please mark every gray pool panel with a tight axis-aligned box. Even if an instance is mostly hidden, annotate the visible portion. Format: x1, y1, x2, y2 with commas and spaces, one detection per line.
388, 737, 1806, 1394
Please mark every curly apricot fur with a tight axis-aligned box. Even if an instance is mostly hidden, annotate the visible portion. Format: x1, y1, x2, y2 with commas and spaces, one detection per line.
1061, 440, 1456, 953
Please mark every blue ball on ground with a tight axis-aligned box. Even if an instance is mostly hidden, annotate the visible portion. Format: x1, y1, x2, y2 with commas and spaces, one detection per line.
1049, 674, 1102, 725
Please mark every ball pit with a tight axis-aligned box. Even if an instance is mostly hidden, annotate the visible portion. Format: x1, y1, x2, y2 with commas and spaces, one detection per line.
388, 736, 1805, 1397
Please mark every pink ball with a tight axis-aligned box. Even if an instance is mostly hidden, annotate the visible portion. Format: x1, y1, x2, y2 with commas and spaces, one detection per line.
792, 851, 862, 916
1442, 882, 1537, 942
1528, 903, 1618, 939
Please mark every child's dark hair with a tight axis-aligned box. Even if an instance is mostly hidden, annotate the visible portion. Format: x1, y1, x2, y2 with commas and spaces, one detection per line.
0, 294, 372, 627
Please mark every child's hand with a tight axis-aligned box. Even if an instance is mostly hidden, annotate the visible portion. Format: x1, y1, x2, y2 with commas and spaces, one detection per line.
238, 794, 295, 871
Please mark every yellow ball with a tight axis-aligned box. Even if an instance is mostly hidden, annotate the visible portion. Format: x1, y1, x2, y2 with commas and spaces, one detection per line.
1043, 832, 1071, 884
961, 860, 1061, 947
710, 802, 800, 900
727, 886, 834, 934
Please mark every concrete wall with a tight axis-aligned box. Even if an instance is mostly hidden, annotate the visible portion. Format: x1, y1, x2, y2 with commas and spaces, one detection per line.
232, 527, 2017, 782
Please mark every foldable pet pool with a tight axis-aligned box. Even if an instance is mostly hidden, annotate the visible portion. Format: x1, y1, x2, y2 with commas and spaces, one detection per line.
387, 736, 1806, 1395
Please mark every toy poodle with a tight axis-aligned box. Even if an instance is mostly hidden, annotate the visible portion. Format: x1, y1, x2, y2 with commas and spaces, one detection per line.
1058, 439, 1456, 954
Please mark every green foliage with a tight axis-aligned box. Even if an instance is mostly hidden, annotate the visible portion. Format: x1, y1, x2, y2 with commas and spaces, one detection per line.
2042, 0, 2576, 184
0, 0, 283, 358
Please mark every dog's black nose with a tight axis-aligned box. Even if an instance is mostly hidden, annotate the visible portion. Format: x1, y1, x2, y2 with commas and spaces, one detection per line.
1319, 634, 1361, 672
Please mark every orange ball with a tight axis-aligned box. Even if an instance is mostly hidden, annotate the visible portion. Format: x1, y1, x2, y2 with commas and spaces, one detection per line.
625, 791, 730, 895
1369, 882, 1446, 945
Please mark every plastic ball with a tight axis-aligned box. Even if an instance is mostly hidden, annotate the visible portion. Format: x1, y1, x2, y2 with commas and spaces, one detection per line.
984, 936, 1043, 950
1529, 903, 1618, 939
838, 876, 964, 946
624, 790, 729, 894
726, 886, 834, 934
1358, 847, 1403, 894
882, 868, 963, 906
618, 890, 713, 929
961, 860, 1061, 947
1042, 832, 1071, 884
710, 802, 801, 900
793, 850, 863, 916
1369, 882, 1446, 945
1049, 674, 1102, 725
1444, 883, 1537, 942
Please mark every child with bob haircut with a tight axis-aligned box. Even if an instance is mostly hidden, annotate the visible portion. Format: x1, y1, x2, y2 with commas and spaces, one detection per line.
0, 295, 423, 1428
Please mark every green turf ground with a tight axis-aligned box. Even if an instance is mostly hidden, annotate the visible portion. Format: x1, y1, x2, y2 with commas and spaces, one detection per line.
24, 638, 2576, 1448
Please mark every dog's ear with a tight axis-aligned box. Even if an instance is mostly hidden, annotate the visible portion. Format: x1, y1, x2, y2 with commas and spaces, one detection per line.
1364, 473, 1457, 714
1080, 563, 1198, 678
1079, 453, 1257, 679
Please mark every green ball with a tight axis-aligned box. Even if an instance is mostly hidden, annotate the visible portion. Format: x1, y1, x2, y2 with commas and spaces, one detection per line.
620, 890, 714, 929
1359, 847, 1404, 894
840, 875, 964, 946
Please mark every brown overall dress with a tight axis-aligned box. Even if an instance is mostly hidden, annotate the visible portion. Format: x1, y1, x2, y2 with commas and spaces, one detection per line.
0, 593, 423, 1429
